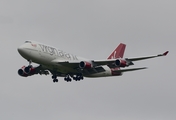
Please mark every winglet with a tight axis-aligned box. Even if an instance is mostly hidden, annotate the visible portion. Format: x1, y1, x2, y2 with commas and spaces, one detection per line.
158, 51, 169, 56
163, 51, 169, 56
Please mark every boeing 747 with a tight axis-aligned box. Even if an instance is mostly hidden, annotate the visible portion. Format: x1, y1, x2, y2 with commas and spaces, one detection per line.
17, 41, 168, 82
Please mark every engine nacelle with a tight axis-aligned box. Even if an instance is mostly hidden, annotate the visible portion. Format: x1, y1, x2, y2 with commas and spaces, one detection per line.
79, 61, 93, 69
18, 66, 28, 77
24, 66, 36, 74
18, 69, 27, 77
115, 59, 128, 67
18, 66, 36, 77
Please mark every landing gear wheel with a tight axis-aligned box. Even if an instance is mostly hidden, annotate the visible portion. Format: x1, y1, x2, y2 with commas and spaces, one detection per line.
52, 75, 57, 79
64, 75, 72, 82
53, 78, 58, 83
52, 74, 58, 83
72, 73, 84, 81
80, 76, 84, 80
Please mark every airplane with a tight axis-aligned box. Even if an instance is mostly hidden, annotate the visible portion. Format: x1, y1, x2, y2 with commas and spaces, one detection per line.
17, 41, 169, 82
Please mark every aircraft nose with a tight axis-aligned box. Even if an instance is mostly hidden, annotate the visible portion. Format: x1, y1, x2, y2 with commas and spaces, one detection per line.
17, 45, 24, 54
18, 43, 33, 60
18, 44, 28, 56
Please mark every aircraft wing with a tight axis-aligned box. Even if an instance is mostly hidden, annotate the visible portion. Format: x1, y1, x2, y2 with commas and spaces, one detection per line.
93, 59, 119, 66
52, 60, 86, 69
52, 51, 168, 69
51, 59, 106, 74
89, 51, 169, 67
52, 59, 120, 68
52, 51, 168, 70
127, 51, 169, 61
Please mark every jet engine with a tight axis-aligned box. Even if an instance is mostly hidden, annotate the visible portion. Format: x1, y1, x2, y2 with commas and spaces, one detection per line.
18, 66, 28, 77
18, 66, 36, 77
24, 66, 36, 74
79, 61, 93, 69
115, 59, 128, 67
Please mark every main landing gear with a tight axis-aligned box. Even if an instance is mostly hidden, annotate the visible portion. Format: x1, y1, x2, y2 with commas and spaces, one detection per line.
52, 75, 58, 83
51, 73, 84, 83
72, 74, 84, 81
64, 74, 84, 82
64, 75, 72, 82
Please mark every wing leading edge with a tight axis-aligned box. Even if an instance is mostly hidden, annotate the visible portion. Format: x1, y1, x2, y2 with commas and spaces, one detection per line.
127, 51, 169, 61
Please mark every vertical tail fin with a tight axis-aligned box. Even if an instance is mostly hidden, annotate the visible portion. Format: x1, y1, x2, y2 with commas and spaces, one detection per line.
108, 43, 126, 59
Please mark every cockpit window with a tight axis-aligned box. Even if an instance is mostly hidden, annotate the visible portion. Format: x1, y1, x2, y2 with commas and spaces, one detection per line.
25, 41, 32, 43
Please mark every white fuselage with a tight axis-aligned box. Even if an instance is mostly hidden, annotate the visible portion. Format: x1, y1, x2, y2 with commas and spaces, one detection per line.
18, 41, 116, 77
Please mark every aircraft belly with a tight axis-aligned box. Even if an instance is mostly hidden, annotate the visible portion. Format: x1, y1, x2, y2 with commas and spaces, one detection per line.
43, 63, 78, 75
56, 65, 78, 74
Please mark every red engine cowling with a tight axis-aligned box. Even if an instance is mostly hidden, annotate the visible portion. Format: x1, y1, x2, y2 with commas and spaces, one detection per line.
115, 59, 128, 67
18, 66, 28, 77
18, 66, 36, 77
24, 66, 36, 74
79, 61, 93, 69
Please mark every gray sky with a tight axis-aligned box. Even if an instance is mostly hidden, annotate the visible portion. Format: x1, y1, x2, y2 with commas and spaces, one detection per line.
0, 0, 175, 120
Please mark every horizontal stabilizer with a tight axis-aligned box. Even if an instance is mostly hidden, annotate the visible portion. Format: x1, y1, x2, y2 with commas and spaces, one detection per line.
115, 67, 147, 73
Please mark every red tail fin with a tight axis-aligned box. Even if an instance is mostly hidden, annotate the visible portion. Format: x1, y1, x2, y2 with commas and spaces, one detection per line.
108, 43, 126, 59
